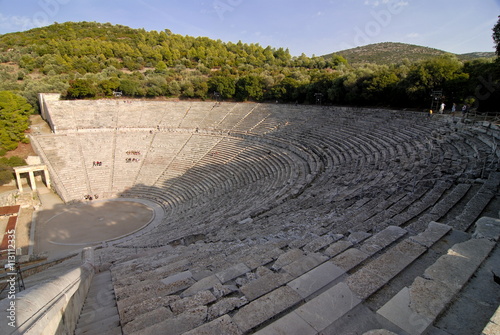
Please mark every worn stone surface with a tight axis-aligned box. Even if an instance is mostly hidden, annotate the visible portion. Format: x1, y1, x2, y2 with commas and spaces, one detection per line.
362, 329, 399, 335
359, 226, 407, 255
255, 266, 273, 278
303, 234, 337, 252
183, 315, 243, 335
170, 290, 216, 315
212, 283, 238, 299
347, 240, 426, 299
118, 295, 179, 324
324, 240, 353, 257
182, 275, 221, 297
130, 306, 208, 335
240, 271, 292, 301
253, 311, 317, 335
472, 217, 500, 241
423, 238, 494, 291
240, 248, 282, 270
409, 277, 455, 326
287, 261, 345, 299
482, 306, 500, 335
232, 286, 302, 333
115, 279, 186, 303
271, 249, 304, 271
377, 285, 434, 335
161, 270, 193, 286
348, 231, 372, 244
332, 248, 369, 271
282, 252, 328, 278
122, 306, 173, 334
207, 297, 248, 321
295, 282, 361, 332
410, 221, 451, 247
215, 263, 251, 283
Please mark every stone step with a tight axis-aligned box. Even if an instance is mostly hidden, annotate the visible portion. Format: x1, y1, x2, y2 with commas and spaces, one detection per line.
247, 222, 451, 335
376, 217, 499, 335
74, 270, 122, 335
74, 314, 121, 335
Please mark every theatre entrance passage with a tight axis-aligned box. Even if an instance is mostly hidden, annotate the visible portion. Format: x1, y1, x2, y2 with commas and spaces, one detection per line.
13, 165, 51, 192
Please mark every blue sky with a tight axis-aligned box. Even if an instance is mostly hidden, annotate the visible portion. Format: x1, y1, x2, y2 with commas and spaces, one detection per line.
0, 0, 499, 56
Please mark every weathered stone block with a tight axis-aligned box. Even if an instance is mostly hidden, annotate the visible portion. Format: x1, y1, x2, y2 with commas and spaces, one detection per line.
240, 272, 292, 301
183, 315, 242, 335
182, 275, 221, 298
324, 240, 353, 257
332, 248, 368, 271
170, 290, 216, 315
215, 263, 251, 283
253, 311, 316, 335
207, 297, 248, 321
295, 282, 361, 332
410, 221, 451, 247
271, 249, 304, 271
232, 286, 302, 333
282, 253, 328, 278
287, 261, 345, 299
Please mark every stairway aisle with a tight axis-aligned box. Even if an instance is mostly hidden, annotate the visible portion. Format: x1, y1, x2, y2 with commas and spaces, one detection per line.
74, 270, 122, 335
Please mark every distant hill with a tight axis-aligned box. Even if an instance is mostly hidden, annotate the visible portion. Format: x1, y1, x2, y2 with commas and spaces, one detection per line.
323, 42, 495, 65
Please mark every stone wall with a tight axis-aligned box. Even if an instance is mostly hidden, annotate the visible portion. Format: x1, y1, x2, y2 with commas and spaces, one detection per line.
0, 248, 95, 335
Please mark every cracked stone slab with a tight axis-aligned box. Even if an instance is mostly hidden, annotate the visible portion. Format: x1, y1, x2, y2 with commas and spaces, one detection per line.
183, 315, 242, 335
182, 275, 222, 298
359, 226, 407, 255
287, 261, 345, 299
347, 240, 426, 300
271, 249, 304, 271
240, 271, 292, 301
423, 238, 495, 291
472, 217, 500, 241
332, 248, 369, 271
170, 290, 216, 315
232, 286, 302, 333
282, 252, 328, 278
409, 221, 451, 247
215, 263, 251, 283
324, 240, 353, 258
294, 282, 361, 332
130, 306, 208, 335
252, 311, 317, 335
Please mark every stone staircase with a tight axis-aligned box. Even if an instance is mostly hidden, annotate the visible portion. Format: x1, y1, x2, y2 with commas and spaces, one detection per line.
74, 270, 122, 335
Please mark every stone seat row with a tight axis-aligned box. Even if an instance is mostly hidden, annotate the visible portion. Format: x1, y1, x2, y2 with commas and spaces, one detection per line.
103, 213, 499, 335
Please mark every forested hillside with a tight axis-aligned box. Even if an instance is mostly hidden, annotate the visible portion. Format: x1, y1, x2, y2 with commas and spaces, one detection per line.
0, 21, 498, 113
323, 42, 496, 65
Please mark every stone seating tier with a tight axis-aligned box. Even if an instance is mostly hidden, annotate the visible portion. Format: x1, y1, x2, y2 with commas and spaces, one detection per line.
29, 99, 500, 334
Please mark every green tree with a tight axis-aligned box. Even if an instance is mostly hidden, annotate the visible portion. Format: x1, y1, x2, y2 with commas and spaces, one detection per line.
66, 79, 97, 99
235, 75, 265, 101
0, 91, 33, 151
493, 15, 500, 56
207, 75, 236, 99
98, 78, 121, 96
0, 156, 27, 185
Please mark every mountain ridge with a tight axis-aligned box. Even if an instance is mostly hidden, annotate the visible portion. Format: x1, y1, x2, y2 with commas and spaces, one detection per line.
323, 42, 495, 65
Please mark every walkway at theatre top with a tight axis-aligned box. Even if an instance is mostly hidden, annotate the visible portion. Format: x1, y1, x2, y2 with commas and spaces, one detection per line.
1, 95, 499, 335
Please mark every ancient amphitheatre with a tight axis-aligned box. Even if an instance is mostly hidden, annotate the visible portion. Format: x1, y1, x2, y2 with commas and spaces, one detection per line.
1, 93, 499, 335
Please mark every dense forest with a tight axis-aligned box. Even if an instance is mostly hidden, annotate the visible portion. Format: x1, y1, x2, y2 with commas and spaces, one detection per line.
0, 21, 499, 114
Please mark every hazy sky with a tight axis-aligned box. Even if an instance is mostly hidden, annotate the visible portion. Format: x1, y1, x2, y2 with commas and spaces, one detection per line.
0, 0, 499, 56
